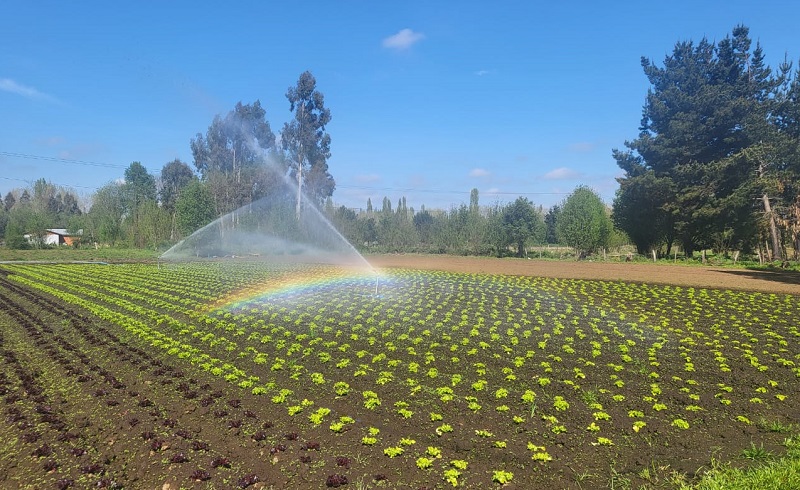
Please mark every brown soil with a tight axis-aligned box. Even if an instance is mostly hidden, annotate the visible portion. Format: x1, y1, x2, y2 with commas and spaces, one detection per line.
368, 254, 800, 295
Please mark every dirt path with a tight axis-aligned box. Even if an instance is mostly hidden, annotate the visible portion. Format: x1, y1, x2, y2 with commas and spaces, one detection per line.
368, 254, 800, 295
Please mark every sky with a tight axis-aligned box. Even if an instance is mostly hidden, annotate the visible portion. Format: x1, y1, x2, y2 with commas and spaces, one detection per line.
2, 1, 800, 212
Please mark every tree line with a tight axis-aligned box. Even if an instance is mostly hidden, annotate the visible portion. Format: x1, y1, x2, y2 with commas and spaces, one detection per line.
325, 187, 620, 258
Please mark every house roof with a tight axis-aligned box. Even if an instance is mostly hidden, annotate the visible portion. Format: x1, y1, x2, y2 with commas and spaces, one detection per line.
46, 229, 83, 236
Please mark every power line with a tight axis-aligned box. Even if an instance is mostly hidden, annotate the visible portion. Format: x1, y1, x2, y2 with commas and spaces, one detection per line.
0, 151, 160, 172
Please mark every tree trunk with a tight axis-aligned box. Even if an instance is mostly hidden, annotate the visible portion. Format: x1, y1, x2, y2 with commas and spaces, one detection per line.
296, 154, 303, 220
295, 101, 305, 220
757, 160, 782, 261
761, 192, 782, 261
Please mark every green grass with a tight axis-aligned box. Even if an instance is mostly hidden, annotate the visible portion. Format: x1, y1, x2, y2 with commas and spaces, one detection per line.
684, 436, 800, 490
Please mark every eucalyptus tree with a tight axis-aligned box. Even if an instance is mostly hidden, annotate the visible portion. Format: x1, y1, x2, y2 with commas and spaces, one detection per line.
281, 71, 334, 217
191, 101, 278, 217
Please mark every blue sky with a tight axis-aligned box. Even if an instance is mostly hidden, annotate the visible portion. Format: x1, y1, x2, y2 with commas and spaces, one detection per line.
2, 1, 799, 212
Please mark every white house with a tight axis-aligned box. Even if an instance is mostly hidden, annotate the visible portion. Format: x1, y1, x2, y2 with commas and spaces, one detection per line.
24, 229, 83, 246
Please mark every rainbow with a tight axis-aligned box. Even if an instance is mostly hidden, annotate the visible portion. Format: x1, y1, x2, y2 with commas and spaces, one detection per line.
204, 266, 382, 313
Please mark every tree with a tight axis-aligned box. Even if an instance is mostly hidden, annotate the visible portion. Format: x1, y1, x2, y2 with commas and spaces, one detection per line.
136, 200, 171, 249
413, 209, 436, 246
281, 71, 334, 216
18, 190, 30, 207
612, 170, 674, 255
469, 188, 479, 214
557, 186, 612, 256
613, 26, 784, 257
60, 192, 82, 221
159, 159, 195, 240
123, 162, 157, 247
175, 180, 216, 236
4, 191, 16, 212
160, 159, 195, 211
4, 207, 32, 249
191, 101, 276, 178
772, 60, 800, 258
191, 101, 279, 218
124, 162, 157, 204
500, 197, 543, 257
0, 205, 8, 240
544, 205, 560, 244
88, 182, 127, 245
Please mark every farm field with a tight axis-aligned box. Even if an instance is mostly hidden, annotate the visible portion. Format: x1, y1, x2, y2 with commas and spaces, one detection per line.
1, 259, 799, 489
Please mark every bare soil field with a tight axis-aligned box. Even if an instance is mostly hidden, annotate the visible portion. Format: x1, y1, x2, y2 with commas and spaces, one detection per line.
368, 254, 800, 296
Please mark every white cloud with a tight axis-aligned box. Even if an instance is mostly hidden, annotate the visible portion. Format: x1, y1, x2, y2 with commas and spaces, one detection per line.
355, 173, 381, 184
382, 28, 425, 50
0, 78, 57, 102
469, 168, 490, 178
474, 69, 490, 76
543, 167, 580, 180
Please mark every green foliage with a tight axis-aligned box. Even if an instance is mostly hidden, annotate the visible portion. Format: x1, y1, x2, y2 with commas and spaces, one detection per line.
4, 206, 37, 249
556, 186, 612, 254
191, 100, 276, 178
2, 179, 85, 249
492, 470, 514, 484
612, 171, 673, 255
613, 25, 800, 257
499, 197, 545, 257
686, 437, 800, 490
89, 182, 127, 245
159, 159, 195, 212
175, 179, 216, 237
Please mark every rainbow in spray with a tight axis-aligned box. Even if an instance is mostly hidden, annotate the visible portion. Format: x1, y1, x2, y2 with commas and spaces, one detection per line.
205, 265, 383, 313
